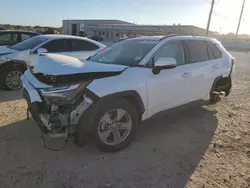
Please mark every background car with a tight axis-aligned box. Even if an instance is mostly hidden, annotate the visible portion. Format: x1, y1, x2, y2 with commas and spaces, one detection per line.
0, 34, 106, 90
90, 35, 103, 42
0, 30, 39, 46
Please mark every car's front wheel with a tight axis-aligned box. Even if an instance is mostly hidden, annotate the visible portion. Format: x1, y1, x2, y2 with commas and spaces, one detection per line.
92, 99, 139, 152
1, 65, 24, 90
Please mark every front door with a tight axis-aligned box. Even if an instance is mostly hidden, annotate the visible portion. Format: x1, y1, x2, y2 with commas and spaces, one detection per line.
146, 41, 192, 118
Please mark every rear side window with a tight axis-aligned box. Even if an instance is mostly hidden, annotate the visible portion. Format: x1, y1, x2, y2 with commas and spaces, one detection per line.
42, 39, 69, 52
0, 33, 18, 45
207, 41, 222, 59
21, 33, 31, 41
70, 39, 99, 51
186, 40, 208, 63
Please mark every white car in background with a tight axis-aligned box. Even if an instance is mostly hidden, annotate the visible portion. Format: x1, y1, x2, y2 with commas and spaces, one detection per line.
0, 35, 106, 90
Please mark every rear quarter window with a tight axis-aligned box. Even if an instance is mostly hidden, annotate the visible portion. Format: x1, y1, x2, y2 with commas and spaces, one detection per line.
207, 41, 222, 59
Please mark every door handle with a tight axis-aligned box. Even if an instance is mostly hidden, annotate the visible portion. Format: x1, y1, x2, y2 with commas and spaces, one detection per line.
212, 65, 219, 69
181, 72, 191, 79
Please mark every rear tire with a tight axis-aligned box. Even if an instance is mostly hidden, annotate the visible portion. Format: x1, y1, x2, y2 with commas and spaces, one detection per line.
0, 65, 25, 90
210, 93, 221, 103
91, 99, 139, 152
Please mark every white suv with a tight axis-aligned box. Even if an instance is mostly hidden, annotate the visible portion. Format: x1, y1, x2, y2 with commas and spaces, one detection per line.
21, 35, 235, 151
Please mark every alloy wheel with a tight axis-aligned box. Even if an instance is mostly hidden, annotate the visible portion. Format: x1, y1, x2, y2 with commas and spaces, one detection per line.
98, 108, 132, 146
5, 71, 23, 90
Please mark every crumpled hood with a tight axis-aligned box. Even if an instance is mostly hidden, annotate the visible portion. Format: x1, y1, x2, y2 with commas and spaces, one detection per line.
0, 46, 17, 55
32, 53, 128, 75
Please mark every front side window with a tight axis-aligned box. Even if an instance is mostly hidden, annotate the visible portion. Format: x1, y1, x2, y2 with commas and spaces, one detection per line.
186, 40, 209, 63
154, 41, 185, 66
9, 36, 47, 51
70, 39, 99, 51
89, 39, 158, 67
42, 39, 69, 52
0, 33, 18, 45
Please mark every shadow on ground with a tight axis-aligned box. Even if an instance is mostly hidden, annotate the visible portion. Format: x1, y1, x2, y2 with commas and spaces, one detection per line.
0, 89, 22, 103
0, 102, 217, 188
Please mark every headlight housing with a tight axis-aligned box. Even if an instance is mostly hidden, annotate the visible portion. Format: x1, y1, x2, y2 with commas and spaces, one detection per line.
39, 80, 91, 105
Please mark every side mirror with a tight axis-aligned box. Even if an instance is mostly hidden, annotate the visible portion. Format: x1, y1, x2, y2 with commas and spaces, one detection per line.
37, 48, 47, 55
152, 57, 177, 75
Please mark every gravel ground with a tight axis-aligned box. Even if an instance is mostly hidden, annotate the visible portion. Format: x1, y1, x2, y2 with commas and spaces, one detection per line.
0, 51, 249, 188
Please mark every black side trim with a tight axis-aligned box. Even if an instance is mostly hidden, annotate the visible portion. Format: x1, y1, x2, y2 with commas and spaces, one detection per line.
101, 90, 145, 115
183, 40, 191, 64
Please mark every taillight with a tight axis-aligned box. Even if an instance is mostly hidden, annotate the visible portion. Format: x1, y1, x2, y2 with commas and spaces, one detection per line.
231, 58, 235, 65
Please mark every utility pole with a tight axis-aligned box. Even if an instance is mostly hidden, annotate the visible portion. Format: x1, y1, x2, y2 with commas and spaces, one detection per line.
236, 0, 246, 38
206, 0, 215, 36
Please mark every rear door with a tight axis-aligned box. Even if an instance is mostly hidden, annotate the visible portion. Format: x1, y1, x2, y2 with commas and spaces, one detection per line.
206, 41, 225, 76
185, 39, 215, 100
66, 39, 101, 60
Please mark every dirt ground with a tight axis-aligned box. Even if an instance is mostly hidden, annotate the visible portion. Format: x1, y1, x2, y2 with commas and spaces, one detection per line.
0, 52, 249, 188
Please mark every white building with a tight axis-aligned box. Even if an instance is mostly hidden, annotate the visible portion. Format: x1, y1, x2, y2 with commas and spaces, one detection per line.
62, 19, 212, 41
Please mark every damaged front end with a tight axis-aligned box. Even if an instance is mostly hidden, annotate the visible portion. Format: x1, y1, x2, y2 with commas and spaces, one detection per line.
21, 54, 127, 147
22, 71, 96, 139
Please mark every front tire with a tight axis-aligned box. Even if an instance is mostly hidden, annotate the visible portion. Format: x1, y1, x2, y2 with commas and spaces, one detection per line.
1, 65, 24, 90
92, 99, 139, 152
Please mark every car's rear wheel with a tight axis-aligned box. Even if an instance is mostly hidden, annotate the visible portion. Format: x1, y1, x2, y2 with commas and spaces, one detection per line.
92, 99, 139, 152
210, 93, 221, 103
1, 65, 24, 90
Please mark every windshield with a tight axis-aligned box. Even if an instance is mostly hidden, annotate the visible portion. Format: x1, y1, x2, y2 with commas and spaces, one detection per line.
9, 36, 47, 51
89, 39, 158, 67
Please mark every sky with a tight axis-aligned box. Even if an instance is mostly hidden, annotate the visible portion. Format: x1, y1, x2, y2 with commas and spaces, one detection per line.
1, 0, 250, 34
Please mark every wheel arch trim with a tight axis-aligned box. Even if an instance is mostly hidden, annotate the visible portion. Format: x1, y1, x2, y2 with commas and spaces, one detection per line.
0, 60, 27, 70
209, 76, 223, 95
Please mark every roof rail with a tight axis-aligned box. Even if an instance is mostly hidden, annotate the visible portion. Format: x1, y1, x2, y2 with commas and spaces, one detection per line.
159, 34, 180, 40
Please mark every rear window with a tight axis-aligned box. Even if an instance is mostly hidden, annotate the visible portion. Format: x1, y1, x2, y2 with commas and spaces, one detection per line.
186, 40, 209, 63
207, 41, 222, 59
